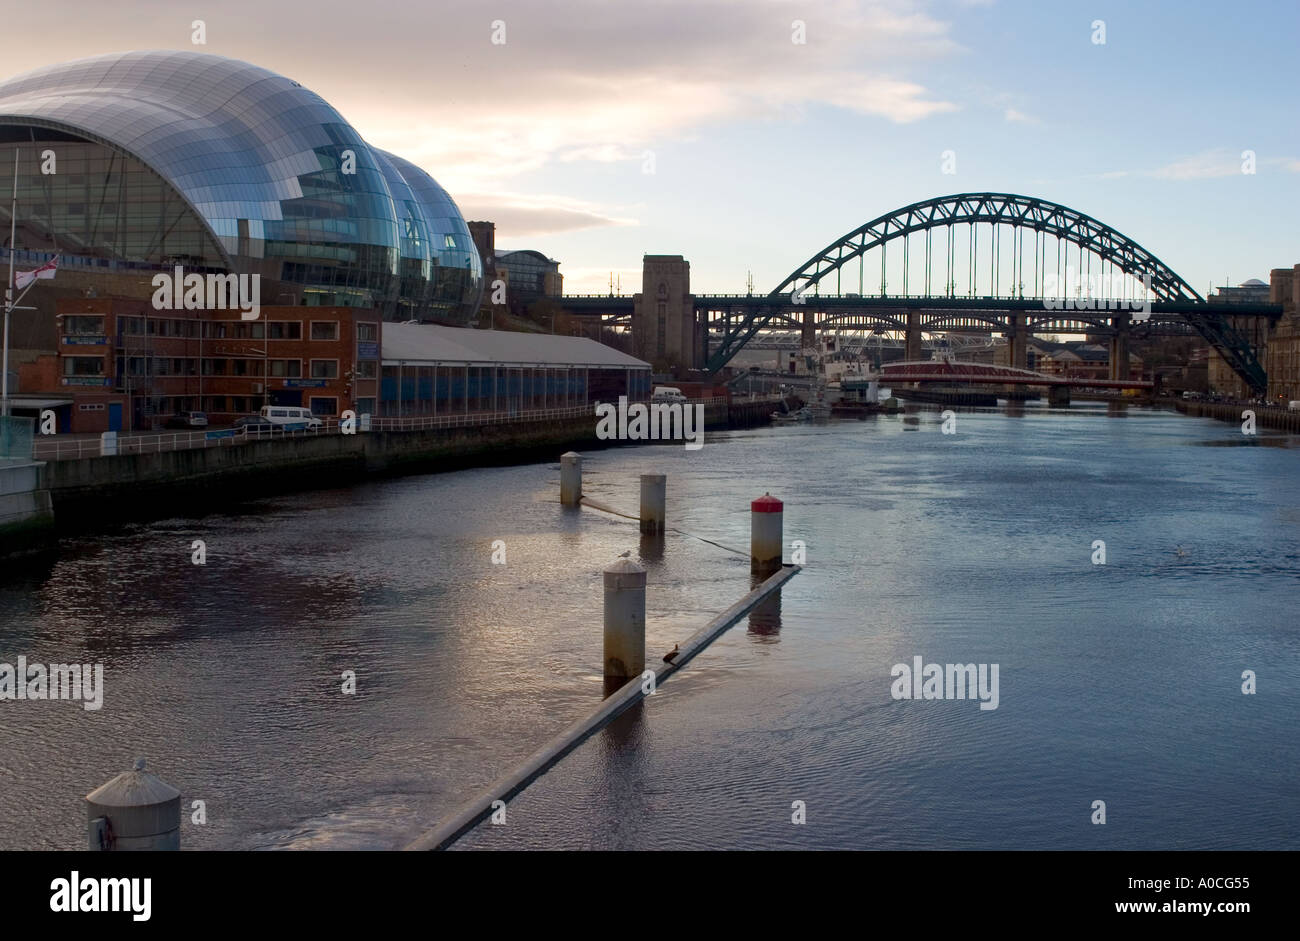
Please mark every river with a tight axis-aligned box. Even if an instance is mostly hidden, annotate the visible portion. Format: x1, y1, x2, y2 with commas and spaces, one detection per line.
1, 402, 1297, 850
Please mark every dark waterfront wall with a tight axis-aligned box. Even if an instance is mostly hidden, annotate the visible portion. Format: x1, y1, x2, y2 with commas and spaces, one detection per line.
20, 399, 777, 534
1168, 397, 1300, 432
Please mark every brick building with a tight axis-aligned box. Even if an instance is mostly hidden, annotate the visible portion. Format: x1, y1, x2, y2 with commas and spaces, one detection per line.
21, 298, 380, 433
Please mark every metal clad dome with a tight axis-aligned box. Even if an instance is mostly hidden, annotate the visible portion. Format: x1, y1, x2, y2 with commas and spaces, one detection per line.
0, 50, 482, 323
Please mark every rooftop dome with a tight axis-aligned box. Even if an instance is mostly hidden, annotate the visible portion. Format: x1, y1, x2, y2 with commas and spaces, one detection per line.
0, 50, 482, 323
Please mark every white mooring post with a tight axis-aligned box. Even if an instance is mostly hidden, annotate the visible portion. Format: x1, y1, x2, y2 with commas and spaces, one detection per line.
639, 473, 666, 534
751, 492, 784, 575
560, 451, 582, 505
603, 557, 646, 682
85, 758, 181, 851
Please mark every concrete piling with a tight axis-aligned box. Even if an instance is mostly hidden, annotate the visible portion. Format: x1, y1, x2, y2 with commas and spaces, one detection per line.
639, 473, 666, 534
603, 557, 646, 684
560, 451, 582, 505
751, 492, 784, 575
85, 757, 181, 851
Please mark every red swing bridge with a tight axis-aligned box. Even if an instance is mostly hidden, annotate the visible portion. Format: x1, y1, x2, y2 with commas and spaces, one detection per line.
877, 360, 1154, 390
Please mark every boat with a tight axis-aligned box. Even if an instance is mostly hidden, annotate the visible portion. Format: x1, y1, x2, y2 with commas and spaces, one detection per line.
771, 405, 814, 424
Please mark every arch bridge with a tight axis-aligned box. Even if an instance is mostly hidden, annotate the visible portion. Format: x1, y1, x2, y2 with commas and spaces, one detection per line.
698, 193, 1275, 391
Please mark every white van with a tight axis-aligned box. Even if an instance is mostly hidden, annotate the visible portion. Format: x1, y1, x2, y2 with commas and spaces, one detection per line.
1289, 401, 1300, 412
651, 386, 688, 404
259, 405, 323, 429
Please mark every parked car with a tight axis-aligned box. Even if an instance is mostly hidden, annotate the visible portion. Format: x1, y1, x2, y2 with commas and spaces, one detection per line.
651, 386, 688, 404
258, 405, 323, 429
233, 414, 279, 433
164, 410, 208, 429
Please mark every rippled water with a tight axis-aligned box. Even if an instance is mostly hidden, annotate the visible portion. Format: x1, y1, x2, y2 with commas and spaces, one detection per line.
2, 403, 1297, 850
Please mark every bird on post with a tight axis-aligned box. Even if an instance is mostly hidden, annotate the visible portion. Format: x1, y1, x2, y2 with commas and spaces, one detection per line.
663, 644, 680, 663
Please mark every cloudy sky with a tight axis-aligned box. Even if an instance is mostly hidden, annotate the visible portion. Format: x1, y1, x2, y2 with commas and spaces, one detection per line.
1, 0, 1296, 293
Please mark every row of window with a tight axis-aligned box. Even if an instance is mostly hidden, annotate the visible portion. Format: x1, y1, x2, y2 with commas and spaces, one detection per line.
94, 318, 379, 341
67, 355, 376, 380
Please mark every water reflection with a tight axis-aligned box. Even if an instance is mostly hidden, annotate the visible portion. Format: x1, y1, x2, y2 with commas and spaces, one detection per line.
747, 584, 783, 640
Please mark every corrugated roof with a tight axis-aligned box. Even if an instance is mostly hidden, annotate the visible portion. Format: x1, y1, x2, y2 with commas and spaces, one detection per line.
382, 323, 650, 369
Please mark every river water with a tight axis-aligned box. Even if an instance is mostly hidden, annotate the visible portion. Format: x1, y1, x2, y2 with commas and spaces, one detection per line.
1, 402, 1297, 850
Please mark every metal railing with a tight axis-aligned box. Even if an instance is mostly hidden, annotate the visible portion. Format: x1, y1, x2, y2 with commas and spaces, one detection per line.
30, 396, 741, 462
30, 423, 336, 461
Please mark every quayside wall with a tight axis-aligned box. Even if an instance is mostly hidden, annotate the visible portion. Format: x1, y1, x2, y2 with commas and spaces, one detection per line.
36, 400, 778, 530
1167, 398, 1300, 433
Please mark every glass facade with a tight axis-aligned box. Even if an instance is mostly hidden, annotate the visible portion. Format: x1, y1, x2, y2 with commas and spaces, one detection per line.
497, 250, 559, 296
0, 50, 482, 323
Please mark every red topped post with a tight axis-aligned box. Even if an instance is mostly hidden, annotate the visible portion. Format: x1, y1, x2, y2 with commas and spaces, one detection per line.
751, 492, 783, 575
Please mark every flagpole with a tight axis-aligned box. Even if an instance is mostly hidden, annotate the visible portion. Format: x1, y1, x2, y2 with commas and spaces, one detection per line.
3, 147, 17, 420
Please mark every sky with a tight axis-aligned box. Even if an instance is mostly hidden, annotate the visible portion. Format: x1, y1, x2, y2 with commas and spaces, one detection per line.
1, 0, 1296, 295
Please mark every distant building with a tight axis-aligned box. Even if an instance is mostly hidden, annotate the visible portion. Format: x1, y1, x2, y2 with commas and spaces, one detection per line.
1036, 342, 1142, 381
380, 322, 649, 415
20, 298, 380, 433
1206, 279, 1276, 398
495, 250, 563, 298
1207, 279, 1271, 304
19, 295, 651, 433
1264, 267, 1300, 402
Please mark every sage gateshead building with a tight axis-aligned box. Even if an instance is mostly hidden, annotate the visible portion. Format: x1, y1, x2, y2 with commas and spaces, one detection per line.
0, 50, 484, 353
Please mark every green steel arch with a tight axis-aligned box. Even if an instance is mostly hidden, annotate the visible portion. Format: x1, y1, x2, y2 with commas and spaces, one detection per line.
771, 192, 1202, 301
708, 193, 1264, 391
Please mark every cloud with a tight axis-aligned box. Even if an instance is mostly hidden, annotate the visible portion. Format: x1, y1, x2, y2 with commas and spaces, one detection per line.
1150, 150, 1242, 180
1003, 107, 1036, 124
458, 194, 638, 238
0, 0, 964, 194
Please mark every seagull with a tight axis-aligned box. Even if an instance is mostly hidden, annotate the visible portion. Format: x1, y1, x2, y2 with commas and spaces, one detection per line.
663, 644, 680, 663
1174, 546, 1188, 558
618, 550, 631, 558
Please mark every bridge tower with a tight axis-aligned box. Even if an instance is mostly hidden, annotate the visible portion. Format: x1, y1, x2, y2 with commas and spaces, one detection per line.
801, 306, 817, 349
905, 310, 923, 361
1007, 313, 1029, 370
633, 255, 700, 371
1109, 313, 1131, 381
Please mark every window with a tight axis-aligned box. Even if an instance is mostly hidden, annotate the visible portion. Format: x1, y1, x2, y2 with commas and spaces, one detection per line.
355, 360, 377, 378
310, 360, 338, 379
310, 397, 337, 417
355, 397, 376, 416
64, 356, 104, 376
268, 321, 302, 340
310, 321, 338, 341
356, 322, 378, 341
64, 315, 104, 335
270, 359, 302, 378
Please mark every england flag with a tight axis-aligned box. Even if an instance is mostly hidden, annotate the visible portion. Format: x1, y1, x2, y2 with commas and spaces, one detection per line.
14, 256, 58, 289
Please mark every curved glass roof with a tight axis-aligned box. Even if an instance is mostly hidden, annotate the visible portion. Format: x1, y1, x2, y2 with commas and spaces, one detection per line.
0, 50, 481, 323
